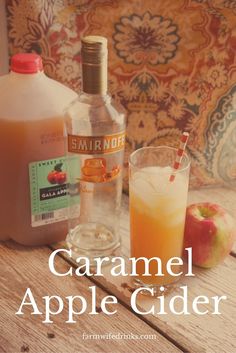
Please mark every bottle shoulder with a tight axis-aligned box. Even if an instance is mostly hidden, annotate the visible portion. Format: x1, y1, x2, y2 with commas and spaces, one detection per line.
66, 92, 126, 127
0, 72, 76, 119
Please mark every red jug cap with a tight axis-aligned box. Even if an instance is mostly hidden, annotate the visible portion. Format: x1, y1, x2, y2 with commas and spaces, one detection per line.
11, 53, 43, 74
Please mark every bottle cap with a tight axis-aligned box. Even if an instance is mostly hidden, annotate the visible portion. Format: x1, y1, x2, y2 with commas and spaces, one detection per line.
81, 36, 108, 94
11, 53, 43, 74
81, 36, 107, 65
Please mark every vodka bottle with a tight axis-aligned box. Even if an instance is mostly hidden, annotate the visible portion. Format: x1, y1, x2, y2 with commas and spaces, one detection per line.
65, 36, 126, 262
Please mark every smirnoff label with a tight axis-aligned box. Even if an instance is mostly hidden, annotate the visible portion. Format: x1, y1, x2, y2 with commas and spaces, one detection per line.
68, 131, 126, 155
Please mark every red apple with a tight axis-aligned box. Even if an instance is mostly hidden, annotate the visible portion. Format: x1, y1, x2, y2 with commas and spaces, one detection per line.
184, 203, 235, 268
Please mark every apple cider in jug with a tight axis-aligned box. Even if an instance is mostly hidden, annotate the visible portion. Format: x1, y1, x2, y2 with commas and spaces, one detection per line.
0, 53, 77, 245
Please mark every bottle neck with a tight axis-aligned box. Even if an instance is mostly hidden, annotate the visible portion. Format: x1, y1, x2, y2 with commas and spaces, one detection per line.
81, 59, 107, 95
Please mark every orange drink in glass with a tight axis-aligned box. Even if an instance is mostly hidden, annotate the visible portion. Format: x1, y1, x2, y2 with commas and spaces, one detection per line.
129, 146, 190, 293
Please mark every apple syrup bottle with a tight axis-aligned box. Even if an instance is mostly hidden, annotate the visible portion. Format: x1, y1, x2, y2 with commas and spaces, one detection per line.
65, 36, 126, 262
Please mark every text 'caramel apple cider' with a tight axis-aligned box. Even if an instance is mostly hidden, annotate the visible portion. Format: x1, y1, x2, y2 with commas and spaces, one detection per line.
65, 36, 126, 262
0, 53, 77, 245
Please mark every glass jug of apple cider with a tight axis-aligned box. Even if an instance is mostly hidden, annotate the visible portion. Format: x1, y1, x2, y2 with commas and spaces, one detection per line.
0, 53, 77, 245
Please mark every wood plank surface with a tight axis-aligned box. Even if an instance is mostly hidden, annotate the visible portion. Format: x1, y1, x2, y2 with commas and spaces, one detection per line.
52, 189, 236, 353
0, 242, 182, 353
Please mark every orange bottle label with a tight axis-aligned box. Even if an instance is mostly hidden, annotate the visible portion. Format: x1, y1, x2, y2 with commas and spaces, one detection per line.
80, 157, 121, 183
68, 131, 125, 155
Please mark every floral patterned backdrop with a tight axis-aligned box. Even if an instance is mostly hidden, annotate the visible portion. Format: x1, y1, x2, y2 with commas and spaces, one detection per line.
6, 0, 236, 190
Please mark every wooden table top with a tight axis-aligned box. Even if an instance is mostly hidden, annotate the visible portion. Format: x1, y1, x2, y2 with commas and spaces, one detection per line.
1, 187, 236, 353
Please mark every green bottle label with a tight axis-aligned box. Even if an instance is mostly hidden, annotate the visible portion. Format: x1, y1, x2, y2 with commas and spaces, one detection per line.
29, 156, 80, 227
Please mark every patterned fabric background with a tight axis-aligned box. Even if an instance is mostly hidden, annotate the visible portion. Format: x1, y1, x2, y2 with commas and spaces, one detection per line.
6, 0, 236, 191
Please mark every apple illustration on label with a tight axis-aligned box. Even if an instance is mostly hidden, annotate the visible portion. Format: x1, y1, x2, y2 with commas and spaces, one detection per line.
47, 163, 67, 185
184, 203, 235, 268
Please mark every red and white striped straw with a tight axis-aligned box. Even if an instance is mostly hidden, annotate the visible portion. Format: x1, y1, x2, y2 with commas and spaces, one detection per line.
169, 132, 189, 182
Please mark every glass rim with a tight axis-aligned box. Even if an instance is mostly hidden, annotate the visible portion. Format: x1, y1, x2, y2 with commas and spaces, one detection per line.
129, 145, 191, 174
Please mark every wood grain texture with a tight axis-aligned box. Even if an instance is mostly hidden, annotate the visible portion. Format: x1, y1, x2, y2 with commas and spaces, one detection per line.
52, 189, 236, 353
0, 241, 182, 353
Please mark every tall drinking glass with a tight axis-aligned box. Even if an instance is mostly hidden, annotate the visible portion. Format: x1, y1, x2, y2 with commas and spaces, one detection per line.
129, 146, 190, 294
